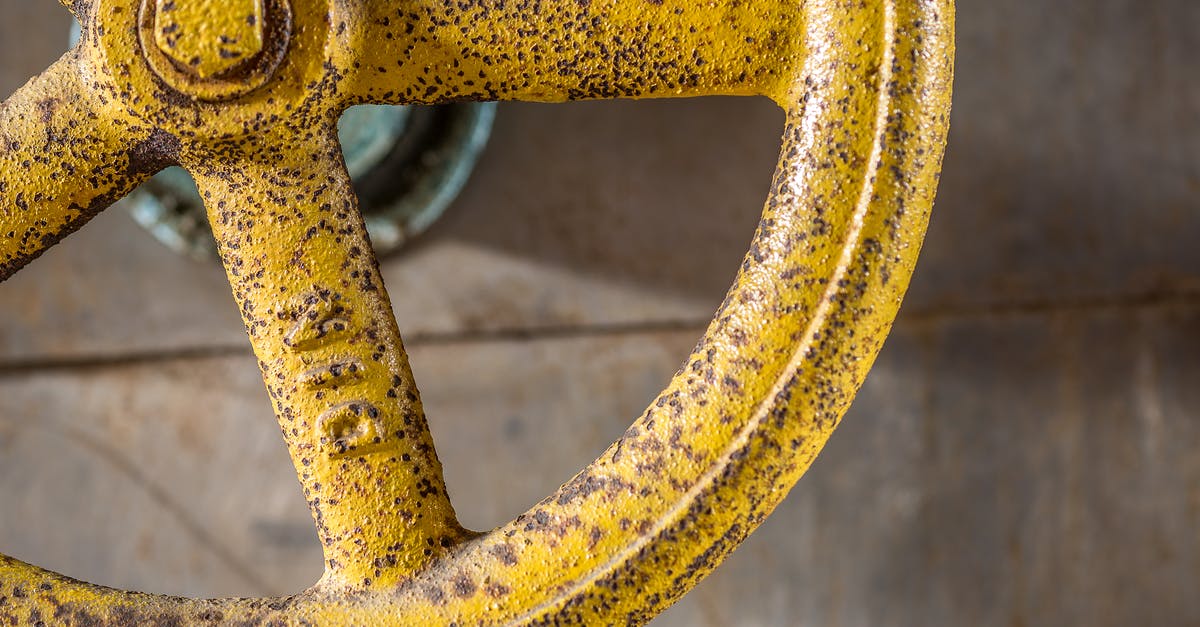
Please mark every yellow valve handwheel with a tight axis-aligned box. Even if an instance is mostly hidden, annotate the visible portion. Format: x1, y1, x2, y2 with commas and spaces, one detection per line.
0, 0, 953, 624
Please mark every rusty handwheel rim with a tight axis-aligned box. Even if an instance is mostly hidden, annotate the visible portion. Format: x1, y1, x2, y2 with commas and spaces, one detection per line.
0, 0, 954, 624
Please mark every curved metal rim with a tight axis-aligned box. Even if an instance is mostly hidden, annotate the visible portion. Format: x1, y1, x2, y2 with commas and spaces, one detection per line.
0, 0, 955, 624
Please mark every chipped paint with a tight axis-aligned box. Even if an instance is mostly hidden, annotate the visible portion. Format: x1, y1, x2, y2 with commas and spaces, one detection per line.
1, 0, 953, 624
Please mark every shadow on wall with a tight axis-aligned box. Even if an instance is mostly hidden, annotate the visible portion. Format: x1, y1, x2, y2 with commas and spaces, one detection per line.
413, 96, 782, 306
433, 0, 1200, 313
912, 0, 1200, 313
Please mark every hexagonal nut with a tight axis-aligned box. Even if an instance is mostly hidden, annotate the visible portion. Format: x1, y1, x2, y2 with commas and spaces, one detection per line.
154, 0, 265, 79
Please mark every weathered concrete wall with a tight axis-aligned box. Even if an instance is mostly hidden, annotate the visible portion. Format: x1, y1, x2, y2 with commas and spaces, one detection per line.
0, 0, 1197, 625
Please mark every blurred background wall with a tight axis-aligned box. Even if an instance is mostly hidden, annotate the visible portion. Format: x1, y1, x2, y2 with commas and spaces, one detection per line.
0, 1, 1197, 625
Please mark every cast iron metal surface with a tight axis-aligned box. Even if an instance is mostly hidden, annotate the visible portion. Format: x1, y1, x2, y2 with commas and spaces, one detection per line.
0, 0, 953, 624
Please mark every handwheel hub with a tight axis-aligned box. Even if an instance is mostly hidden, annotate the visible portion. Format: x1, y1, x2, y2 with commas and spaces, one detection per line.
139, 0, 292, 101
84, 0, 337, 137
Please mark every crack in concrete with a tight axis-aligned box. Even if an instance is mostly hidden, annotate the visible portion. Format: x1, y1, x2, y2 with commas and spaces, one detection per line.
0, 291, 1197, 376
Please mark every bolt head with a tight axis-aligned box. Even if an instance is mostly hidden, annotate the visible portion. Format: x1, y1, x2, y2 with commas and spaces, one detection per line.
154, 0, 265, 79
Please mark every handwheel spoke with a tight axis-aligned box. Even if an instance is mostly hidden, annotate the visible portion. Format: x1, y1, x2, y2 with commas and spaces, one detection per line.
182, 129, 468, 591
343, 0, 805, 105
0, 52, 164, 281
